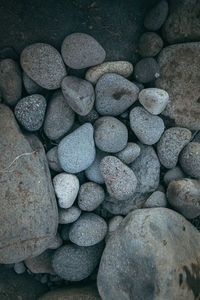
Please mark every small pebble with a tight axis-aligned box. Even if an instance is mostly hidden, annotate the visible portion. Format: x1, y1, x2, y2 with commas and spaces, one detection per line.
134, 57, 160, 83
14, 262, 26, 274
85, 149, 106, 184
60, 224, 71, 241
179, 142, 200, 179
164, 167, 185, 186
78, 108, 99, 124
61, 33, 106, 69
130, 106, 164, 145
115, 142, 141, 164
143, 191, 167, 208
139, 88, 169, 115
46, 147, 63, 173
78, 182, 105, 211
23, 72, 43, 94
53, 173, 79, 209
138, 32, 164, 57
85, 61, 133, 84
25, 250, 55, 275
14, 94, 46, 131
108, 216, 124, 233
59, 206, 81, 224
48, 234, 63, 250
69, 213, 107, 246
144, 0, 169, 31
94, 116, 128, 153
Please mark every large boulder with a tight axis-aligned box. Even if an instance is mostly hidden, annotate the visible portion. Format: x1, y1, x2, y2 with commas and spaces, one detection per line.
97, 208, 200, 300
0, 104, 58, 263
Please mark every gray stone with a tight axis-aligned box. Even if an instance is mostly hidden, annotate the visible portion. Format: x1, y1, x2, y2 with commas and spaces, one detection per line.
21, 43, 67, 89
134, 58, 160, 83
144, 0, 169, 31
61, 33, 106, 69
157, 127, 192, 169
100, 156, 137, 201
52, 242, 104, 281
44, 90, 75, 140
139, 32, 164, 57
0, 59, 22, 105
61, 76, 95, 116
130, 106, 164, 145
23, 71, 43, 94
143, 191, 167, 208
85, 61, 133, 85
139, 88, 169, 115
115, 142, 141, 164
25, 249, 55, 275
95, 73, 139, 116
60, 224, 71, 241
167, 179, 200, 219
14, 262, 26, 274
108, 216, 124, 233
97, 207, 200, 300
14, 94, 46, 131
69, 213, 107, 246
59, 206, 81, 224
164, 167, 185, 186
78, 108, 99, 124
46, 146, 63, 172
58, 123, 96, 173
179, 142, 200, 179
85, 149, 106, 184
0, 104, 58, 263
48, 234, 63, 250
78, 182, 105, 211
156, 43, 200, 130
94, 116, 128, 153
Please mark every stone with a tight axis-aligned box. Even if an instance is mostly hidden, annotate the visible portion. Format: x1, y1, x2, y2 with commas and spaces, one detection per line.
14, 262, 26, 274
78, 182, 105, 211
97, 207, 200, 300
78, 108, 99, 124
144, 0, 169, 31
58, 123, 96, 173
59, 206, 81, 224
94, 116, 128, 153
0, 104, 58, 263
61, 33, 106, 69
164, 167, 185, 186
0, 58, 22, 105
95, 73, 139, 116
179, 142, 200, 179
0, 46, 18, 60
85, 61, 133, 84
100, 156, 137, 201
21, 43, 67, 89
43, 90, 75, 140
157, 127, 192, 169
134, 58, 160, 83
69, 213, 107, 246
23, 72, 43, 94
14, 94, 46, 131
115, 143, 141, 164
60, 224, 71, 241
48, 234, 63, 250
130, 106, 165, 145
52, 242, 104, 281
163, 0, 200, 44
138, 88, 169, 115
143, 191, 167, 208
38, 285, 101, 300
138, 32, 164, 57
46, 146, 63, 172
85, 149, 106, 184
167, 179, 200, 219
108, 216, 124, 233
53, 173, 79, 209
156, 42, 200, 130
25, 249, 55, 275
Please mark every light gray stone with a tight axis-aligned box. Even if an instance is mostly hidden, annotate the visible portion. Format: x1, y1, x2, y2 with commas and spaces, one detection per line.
78, 182, 105, 211
164, 166, 185, 186
46, 146, 63, 172
144, 0, 169, 31
115, 142, 140, 164
85, 149, 106, 184
139, 88, 169, 115
179, 142, 200, 179
59, 206, 81, 224
143, 191, 167, 208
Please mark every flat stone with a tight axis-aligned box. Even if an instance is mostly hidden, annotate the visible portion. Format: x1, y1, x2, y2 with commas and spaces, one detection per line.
134, 58, 160, 83
115, 142, 141, 164
58, 123, 96, 173
61, 33, 106, 69
139, 88, 169, 115
85, 149, 106, 184
138, 32, 164, 57
0, 104, 58, 263
78, 182, 105, 211
143, 191, 167, 208
95, 73, 139, 116
144, 0, 168, 31
156, 43, 200, 130
59, 206, 81, 224
97, 208, 200, 300
21, 43, 67, 89
164, 166, 185, 186
25, 249, 55, 275
179, 142, 200, 179
23, 72, 44, 94
46, 146, 63, 172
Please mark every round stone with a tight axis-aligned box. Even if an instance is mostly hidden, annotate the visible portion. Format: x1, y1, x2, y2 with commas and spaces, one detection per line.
163, 167, 185, 186
115, 142, 141, 164
14, 94, 46, 131
69, 213, 107, 246
179, 142, 200, 179
23, 72, 43, 95
46, 147, 63, 173
95, 73, 139, 116
61, 33, 106, 69
53, 173, 79, 209
61, 76, 95, 116
85, 149, 106, 184
138, 32, 164, 57
78, 182, 105, 211
144, 0, 169, 31
143, 191, 167, 208
130, 106, 165, 145
58, 123, 96, 173
134, 58, 160, 83
59, 206, 81, 224
139, 88, 169, 115
20, 43, 67, 89
48, 234, 63, 250
94, 116, 128, 153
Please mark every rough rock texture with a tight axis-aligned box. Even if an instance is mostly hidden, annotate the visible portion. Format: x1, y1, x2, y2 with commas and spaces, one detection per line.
179, 142, 200, 179
0, 104, 58, 263
156, 43, 200, 130
115, 142, 141, 165
25, 249, 55, 274
59, 206, 81, 224
98, 208, 200, 300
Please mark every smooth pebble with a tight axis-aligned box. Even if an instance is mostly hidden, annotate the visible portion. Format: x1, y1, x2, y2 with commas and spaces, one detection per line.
59, 206, 81, 224
134, 58, 160, 83
85, 149, 106, 184
144, 0, 169, 31
164, 167, 185, 186
143, 191, 167, 208
115, 142, 141, 164
139, 88, 169, 115
179, 142, 200, 179
78, 182, 105, 211
138, 32, 163, 57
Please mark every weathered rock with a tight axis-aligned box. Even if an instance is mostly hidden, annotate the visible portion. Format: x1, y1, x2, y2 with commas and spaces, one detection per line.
0, 104, 58, 263
143, 191, 167, 208
164, 166, 185, 186
115, 142, 141, 165
85, 149, 106, 184
139, 88, 169, 115
179, 142, 200, 179
97, 208, 200, 300
78, 182, 105, 211
156, 43, 200, 130
25, 249, 55, 275
144, 0, 169, 31
138, 32, 164, 57
46, 146, 63, 172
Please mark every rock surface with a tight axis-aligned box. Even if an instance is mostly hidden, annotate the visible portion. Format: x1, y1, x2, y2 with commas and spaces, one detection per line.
144, 0, 168, 31
143, 191, 167, 208
139, 88, 169, 115
115, 142, 141, 165
78, 182, 105, 211
134, 58, 160, 83
138, 32, 163, 57
0, 104, 58, 263
59, 206, 81, 224
46, 146, 63, 172
85, 149, 106, 184
179, 142, 200, 179
164, 166, 185, 186
25, 249, 55, 275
